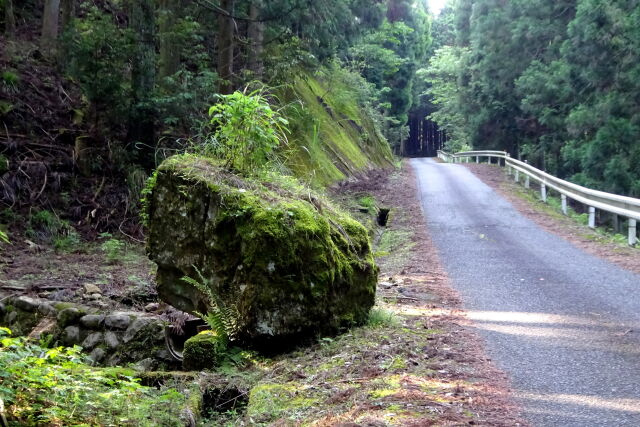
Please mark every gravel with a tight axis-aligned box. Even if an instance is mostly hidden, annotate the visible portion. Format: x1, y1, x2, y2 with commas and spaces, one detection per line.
412, 158, 640, 426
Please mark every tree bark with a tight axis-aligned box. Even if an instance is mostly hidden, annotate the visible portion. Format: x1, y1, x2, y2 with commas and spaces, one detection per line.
158, 0, 182, 81
41, 0, 61, 54
129, 0, 157, 168
57, 0, 76, 66
217, 0, 236, 94
4, 0, 16, 36
247, 0, 264, 78
60, 0, 75, 33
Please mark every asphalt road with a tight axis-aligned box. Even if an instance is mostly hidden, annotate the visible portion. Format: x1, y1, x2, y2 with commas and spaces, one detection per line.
412, 157, 640, 426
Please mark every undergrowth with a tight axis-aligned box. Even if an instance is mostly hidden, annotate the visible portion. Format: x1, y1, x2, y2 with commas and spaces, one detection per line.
0, 328, 189, 426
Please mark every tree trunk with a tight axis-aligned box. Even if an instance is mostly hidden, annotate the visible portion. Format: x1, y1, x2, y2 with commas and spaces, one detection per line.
129, 0, 157, 169
158, 0, 182, 81
60, 0, 75, 33
217, 0, 236, 94
4, 0, 16, 36
57, 0, 76, 66
41, 0, 61, 55
247, 0, 264, 78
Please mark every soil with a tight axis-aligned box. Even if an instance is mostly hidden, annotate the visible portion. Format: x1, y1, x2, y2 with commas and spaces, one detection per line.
0, 241, 161, 312
464, 163, 640, 275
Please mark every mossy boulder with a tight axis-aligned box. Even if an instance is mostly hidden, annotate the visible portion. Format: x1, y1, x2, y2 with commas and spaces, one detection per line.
182, 331, 224, 371
146, 155, 378, 347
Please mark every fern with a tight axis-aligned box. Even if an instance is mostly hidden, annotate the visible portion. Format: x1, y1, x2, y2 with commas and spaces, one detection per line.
180, 268, 240, 346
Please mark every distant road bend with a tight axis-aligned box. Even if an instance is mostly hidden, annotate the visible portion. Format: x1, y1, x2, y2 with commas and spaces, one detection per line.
412, 157, 640, 426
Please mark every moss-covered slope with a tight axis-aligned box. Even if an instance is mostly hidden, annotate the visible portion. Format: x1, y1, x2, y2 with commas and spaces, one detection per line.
282, 70, 394, 187
146, 155, 378, 348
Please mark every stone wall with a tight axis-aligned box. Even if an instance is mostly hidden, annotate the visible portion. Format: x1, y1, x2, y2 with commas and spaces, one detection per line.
1, 295, 176, 369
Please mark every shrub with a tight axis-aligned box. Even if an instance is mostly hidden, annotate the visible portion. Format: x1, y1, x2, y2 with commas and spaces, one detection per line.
199, 88, 290, 174
0, 327, 188, 425
99, 232, 127, 263
27, 210, 80, 251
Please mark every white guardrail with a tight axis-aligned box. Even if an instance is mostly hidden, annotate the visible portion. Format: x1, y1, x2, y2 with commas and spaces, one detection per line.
437, 149, 639, 246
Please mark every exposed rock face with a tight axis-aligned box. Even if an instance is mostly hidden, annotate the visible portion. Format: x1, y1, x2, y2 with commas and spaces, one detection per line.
146, 155, 378, 346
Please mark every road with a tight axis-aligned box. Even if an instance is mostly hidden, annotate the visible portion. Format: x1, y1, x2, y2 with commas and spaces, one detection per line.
412, 157, 640, 426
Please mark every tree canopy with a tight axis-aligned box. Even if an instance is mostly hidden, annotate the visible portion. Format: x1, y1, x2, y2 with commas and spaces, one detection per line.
425, 0, 640, 196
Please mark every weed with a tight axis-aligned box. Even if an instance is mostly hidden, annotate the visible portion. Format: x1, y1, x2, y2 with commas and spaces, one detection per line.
99, 232, 127, 263
181, 268, 240, 346
0, 327, 188, 425
1, 70, 19, 91
367, 307, 400, 328
200, 87, 290, 174
53, 231, 81, 252
358, 194, 377, 211
27, 210, 81, 251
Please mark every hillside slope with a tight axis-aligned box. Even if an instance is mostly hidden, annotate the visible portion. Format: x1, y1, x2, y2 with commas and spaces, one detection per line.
0, 40, 393, 237
283, 70, 394, 187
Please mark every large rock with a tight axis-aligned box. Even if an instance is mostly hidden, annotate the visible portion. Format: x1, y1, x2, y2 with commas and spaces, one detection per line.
146, 155, 378, 346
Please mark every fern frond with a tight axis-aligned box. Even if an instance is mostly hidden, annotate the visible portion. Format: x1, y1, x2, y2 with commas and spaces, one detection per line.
181, 268, 240, 345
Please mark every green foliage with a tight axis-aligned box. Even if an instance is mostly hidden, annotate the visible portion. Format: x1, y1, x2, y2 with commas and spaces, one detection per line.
63, 5, 134, 124
27, 210, 80, 251
201, 88, 290, 174
429, 0, 640, 196
367, 308, 400, 328
1, 70, 19, 91
99, 232, 127, 263
0, 154, 8, 175
421, 46, 472, 152
358, 195, 377, 211
181, 268, 240, 347
0, 328, 188, 426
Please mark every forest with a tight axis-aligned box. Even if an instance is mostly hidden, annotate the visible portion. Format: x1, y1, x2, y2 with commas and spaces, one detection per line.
0, 0, 431, 242
426, 0, 640, 196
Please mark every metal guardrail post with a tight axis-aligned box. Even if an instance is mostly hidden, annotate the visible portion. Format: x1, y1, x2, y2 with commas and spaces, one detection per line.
476, 156, 479, 163
541, 184, 547, 202
588, 207, 596, 229
630, 219, 637, 246
514, 170, 519, 183
561, 194, 568, 215
525, 175, 530, 189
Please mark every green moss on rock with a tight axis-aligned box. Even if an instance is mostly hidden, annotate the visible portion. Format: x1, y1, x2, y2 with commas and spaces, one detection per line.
182, 330, 225, 371
147, 155, 378, 348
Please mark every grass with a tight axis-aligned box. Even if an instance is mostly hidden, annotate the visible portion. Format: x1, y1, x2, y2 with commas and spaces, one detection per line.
206, 299, 476, 426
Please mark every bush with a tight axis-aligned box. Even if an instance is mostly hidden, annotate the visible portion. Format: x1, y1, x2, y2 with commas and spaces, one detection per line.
27, 210, 80, 251
99, 232, 127, 263
0, 328, 188, 425
199, 88, 290, 174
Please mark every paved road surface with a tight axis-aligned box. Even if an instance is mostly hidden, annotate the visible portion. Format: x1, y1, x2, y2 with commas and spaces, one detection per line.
412, 157, 640, 426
